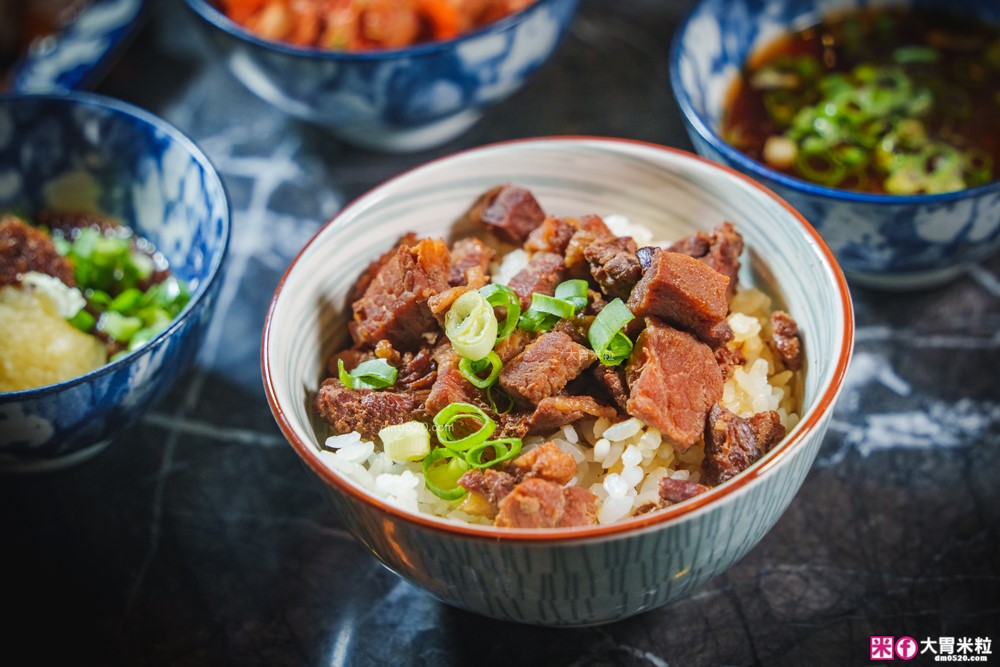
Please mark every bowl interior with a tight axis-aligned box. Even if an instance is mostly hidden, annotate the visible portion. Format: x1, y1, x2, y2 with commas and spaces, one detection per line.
0, 93, 229, 306
265, 138, 852, 534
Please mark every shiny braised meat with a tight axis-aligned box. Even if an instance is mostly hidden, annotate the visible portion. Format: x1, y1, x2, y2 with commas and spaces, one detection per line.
507, 251, 565, 309
627, 248, 733, 347
465, 184, 546, 245
701, 404, 786, 486
667, 222, 744, 300
0, 215, 75, 287
351, 238, 451, 350
624, 318, 724, 450
770, 310, 803, 371
499, 331, 596, 405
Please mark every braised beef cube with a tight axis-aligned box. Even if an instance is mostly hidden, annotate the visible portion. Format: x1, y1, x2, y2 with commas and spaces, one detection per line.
715, 344, 746, 380
748, 410, 786, 453
507, 251, 565, 309
702, 404, 762, 486
584, 235, 642, 300
508, 441, 577, 484
592, 364, 630, 412
351, 238, 451, 350
553, 315, 592, 346
448, 237, 494, 286
315, 379, 421, 440
625, 319, 723, 450
0, 216, 75, 287
396, 346, 437, 391
525, 396, 618, 435
559, 486, 600, 527
659, 477, 710, 503
564, 215, 614, 278
668, 222, 744, 300
466, 184, 545, 245
349, 232, 419, 303
424, 343, 485, 416
524, 216, 577, 255
499, 331, 596, 405
626, 248, 732, 346
770, 310, 803, 371
494, 327, 536, 364
495, 478, 598, 528
458, 468, 520, 507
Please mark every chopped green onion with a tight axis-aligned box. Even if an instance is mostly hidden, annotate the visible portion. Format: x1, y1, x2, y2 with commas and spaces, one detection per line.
128, 327, 159, 351
379, 421, 431, 462
554, 280, 589, 312
518, 308, 558, 333
479, 283, 520, 341
67, 309, 96, 333
459, 351, 502, 389
445, 290, 498, 362
893, 46, 938, 65
466, 438, 523, 469
421, 447, 469, 500
432, 402, 496, 452
337, 358, 397, 390
529, 293, 576, 319
486, 385, 514, 415
97, 311, 142, 343
588, 298, 634, 366
110, 288, 142, 313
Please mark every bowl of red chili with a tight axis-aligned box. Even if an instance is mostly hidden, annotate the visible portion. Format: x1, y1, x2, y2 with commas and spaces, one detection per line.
184, 0, 579, 152
671, 0, 1000, 289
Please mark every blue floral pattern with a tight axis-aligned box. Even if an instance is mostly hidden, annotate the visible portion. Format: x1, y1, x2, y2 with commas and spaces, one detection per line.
11, 0, 144, 93
185, 0, 579, 151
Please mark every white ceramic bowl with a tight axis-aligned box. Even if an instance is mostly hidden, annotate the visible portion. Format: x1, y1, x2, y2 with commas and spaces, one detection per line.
263, 137, 854, 626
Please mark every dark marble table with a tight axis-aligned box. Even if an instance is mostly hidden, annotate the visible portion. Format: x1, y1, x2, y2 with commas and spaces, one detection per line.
3, 1, 998, 665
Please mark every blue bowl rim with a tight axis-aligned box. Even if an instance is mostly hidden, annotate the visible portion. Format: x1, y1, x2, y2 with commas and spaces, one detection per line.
668, 0, 1000, 206
184, 0, 572, 61
0, 91, 232, 401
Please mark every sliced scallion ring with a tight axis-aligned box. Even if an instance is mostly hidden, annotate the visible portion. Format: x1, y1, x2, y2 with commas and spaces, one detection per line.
466, 438, 523, 469
554, 279, 589, 312
445, 290, 498, 361
479, 283, 520, 341
588, 298, 634, 366
432, 402, 496, 452
422, 447, 469, 501
458, 351, 502, 389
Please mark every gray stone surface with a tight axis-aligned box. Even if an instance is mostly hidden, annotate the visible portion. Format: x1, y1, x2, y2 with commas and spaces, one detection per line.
2, 0, 998, 664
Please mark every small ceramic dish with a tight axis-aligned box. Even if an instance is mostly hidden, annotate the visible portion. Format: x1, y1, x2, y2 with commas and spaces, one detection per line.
263, 137, 854, 626
183, 0, 579, 152
670, 0, 1000, 289
0, 92, 230, 472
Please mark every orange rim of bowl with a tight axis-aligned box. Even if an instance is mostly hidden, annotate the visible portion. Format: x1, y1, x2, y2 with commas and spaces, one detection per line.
261, 136, 855, 543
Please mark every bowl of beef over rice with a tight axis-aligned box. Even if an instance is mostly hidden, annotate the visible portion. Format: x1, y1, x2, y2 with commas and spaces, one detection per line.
263, 137, 854, 626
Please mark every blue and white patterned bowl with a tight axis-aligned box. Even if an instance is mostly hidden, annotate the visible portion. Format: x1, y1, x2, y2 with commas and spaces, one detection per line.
9, 0, 145, 94
263, 137, 854, 626
0, 93, 230, 472
183, 0, 579, 152
670, 0, 1000, 290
